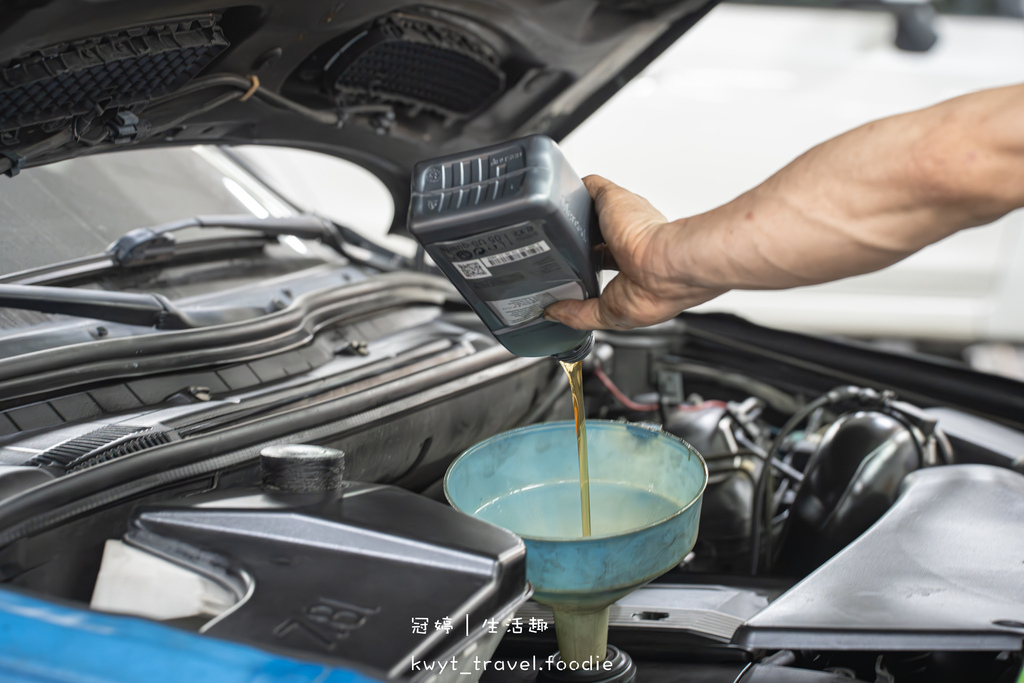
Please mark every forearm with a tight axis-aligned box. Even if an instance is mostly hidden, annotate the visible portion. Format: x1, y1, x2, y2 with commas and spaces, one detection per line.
667, 83, 1024, 291
543, 84, 1024, 332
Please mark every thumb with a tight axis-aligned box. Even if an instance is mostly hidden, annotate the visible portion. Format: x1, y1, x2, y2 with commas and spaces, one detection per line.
543, 298, 606, 331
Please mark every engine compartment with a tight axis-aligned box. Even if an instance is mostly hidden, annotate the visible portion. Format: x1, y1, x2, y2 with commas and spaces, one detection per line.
0, 300, 1023, 683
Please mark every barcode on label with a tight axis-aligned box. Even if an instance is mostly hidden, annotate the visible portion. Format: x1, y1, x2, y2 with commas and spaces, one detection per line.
452, 259, 492, 280
481, 241, 550, 268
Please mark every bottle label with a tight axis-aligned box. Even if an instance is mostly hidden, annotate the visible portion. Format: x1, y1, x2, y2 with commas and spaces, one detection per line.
487, 282, 583, 326
433, 220, 582, 328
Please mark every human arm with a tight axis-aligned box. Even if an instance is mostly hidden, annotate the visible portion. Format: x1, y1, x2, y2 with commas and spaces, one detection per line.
544, 83, 1024, 331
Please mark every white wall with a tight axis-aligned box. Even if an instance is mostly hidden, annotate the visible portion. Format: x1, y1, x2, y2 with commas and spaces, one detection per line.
561, 5, 1024, 341
232, 146, 411, 255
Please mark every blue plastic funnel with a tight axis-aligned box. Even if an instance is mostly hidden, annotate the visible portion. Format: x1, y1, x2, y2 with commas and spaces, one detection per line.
445, 420, 707, 664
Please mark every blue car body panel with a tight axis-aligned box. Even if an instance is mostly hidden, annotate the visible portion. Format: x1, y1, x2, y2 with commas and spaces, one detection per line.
0, 588, 379, 683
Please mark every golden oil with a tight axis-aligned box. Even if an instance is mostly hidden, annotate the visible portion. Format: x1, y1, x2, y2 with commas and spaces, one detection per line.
559, 360, 591, 537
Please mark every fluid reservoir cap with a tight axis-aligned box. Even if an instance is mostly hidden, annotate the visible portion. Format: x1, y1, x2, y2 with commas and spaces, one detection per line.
260, 444, 345, 493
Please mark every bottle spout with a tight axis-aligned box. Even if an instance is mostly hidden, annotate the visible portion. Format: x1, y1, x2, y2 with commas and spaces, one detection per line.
552, 333, 593, 364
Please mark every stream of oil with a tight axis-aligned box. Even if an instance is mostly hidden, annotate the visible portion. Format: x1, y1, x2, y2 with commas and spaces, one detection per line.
559, 360, 592, 537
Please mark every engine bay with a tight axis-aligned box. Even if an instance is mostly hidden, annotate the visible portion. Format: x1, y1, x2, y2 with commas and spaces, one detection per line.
0, 291, 1023, 683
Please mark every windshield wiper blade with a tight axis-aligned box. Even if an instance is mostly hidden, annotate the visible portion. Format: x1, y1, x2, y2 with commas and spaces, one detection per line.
111, 213, 411, 271
0, 235, 271, 287
109, 214, 335, 267
0, 214, 416, 287
0, 285, 267, 329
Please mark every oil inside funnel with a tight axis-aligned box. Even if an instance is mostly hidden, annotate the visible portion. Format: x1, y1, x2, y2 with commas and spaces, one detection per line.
445, 420, 707, 672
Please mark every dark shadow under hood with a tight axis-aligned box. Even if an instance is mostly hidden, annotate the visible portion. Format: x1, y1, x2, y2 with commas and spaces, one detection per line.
0, 0, 716, 227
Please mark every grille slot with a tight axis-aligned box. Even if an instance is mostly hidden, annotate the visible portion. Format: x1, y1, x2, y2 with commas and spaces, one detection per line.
28, 424, 176, 473
0, 16, 228, 133
327, 14, 504, 120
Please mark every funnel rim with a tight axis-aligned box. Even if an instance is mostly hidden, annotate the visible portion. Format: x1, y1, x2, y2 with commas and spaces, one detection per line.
443, 419, 708, 543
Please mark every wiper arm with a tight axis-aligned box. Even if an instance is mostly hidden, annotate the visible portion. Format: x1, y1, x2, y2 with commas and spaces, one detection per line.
111, 213, 411, 271
0, 285, 266, 329
0, 214, 418, 287
110, 214, 335, 266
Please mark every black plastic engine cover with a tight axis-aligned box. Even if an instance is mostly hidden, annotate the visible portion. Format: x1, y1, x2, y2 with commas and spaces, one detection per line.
125, 482, 530, 679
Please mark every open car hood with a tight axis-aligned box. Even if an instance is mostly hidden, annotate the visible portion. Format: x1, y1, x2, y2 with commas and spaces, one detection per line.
0, 0, 715, 226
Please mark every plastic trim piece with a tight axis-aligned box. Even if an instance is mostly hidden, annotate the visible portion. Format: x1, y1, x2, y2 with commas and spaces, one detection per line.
124, 482, 531, 679
732, 465, 1024, 651
0, 348, 543, 547
0, 271, 455, 403
672, 313, 1024, 430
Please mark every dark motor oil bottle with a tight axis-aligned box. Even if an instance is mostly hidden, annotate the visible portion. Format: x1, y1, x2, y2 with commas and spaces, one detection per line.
407, 135, 601, 362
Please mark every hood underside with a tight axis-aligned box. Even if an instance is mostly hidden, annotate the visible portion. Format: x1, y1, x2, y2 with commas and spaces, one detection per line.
0, 0, 715, 226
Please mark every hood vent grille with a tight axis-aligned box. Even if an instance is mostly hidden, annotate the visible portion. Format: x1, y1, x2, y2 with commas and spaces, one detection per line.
326, 14, 505, 121
28, 424, 177, 474
0, 16, 229, 133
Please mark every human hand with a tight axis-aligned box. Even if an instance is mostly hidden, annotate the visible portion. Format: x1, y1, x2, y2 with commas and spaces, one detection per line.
543, 175, 726, 331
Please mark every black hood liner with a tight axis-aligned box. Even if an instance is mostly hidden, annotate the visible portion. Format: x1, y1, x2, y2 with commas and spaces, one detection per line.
0, 16, 229, 134
0, 0, 717, 230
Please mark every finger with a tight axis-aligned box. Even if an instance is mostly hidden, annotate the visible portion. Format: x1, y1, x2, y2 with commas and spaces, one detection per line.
583, 175, 667, 247
583, 175, 618, 245
544, 298, 612, 331
583, 175, 634, 222
545, 274, 647, 331
582, 174, 618, 208
598, 244, 619, 272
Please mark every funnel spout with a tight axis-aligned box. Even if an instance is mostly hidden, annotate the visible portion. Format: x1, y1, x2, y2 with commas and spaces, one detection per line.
553, 606, 609, 664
